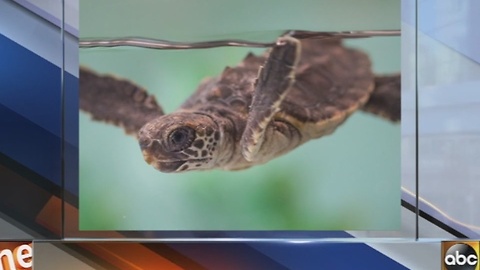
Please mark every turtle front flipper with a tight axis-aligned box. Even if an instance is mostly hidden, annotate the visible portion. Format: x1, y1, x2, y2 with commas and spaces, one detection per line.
80, 67, 164, 136
241, 36, 301, 162
362, 74, 401, 122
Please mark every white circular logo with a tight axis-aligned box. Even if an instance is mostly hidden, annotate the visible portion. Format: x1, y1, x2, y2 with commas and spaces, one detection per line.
444, 243, 478, 270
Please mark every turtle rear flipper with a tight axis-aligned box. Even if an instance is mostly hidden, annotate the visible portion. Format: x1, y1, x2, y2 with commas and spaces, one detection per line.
80, 67, 164, 136
362, 74, 401, 122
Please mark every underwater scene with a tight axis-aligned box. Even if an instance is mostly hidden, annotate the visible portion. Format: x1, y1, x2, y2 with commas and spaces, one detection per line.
79, 0, 400, 231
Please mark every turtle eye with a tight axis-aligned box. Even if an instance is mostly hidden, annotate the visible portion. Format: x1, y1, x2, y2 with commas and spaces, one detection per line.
167, 127, 195, 152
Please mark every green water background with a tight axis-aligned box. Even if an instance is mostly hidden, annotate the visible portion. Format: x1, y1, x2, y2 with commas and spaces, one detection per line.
79, 0, 400, 230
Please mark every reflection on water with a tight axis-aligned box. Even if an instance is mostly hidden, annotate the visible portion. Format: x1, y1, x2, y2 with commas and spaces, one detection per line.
78, 30, 400, 50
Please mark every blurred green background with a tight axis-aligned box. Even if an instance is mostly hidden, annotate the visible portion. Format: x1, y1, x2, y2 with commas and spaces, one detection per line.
79, 0, 400, 230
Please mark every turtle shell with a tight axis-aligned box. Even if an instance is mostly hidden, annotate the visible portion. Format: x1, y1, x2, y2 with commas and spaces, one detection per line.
277, 38, 374, 139
180, 38, 374, 141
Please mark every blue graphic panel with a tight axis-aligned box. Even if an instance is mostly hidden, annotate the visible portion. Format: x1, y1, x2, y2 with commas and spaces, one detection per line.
167, 242, 409, 270
0, 33, 61, 185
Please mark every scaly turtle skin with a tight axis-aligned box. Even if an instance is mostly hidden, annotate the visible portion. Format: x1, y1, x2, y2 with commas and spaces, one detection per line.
80, 36, 400, 173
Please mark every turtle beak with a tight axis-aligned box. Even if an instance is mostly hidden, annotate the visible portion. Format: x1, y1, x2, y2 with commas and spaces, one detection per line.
138, 135, 151, 151
138, 136, 156, 166
139, 139, 186, 172
138, 128, 159, 167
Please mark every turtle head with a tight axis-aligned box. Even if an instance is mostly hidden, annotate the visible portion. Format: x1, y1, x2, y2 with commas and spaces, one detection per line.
138, 112, 225, 172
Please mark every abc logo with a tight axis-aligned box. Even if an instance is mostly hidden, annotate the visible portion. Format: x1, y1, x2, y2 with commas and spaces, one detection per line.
444, 243, 478, 270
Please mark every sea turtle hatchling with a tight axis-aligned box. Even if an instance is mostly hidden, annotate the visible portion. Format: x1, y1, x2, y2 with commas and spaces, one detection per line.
80, 36, 400, 173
